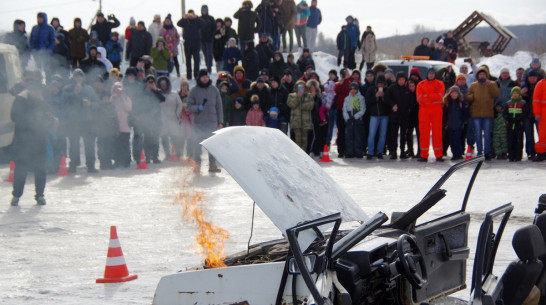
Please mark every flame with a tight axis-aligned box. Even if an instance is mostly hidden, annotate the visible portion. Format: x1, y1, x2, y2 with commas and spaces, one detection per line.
175, 158, 230, 268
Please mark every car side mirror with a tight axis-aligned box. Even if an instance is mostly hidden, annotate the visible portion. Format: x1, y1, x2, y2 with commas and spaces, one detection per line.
288, 253, 318, 275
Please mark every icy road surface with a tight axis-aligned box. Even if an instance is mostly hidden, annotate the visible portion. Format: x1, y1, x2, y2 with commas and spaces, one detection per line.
1, 154, 544, 304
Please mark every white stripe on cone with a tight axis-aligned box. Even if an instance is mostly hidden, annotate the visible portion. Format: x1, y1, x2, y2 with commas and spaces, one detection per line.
108, 239, 121, 248
106, 256, 128, 266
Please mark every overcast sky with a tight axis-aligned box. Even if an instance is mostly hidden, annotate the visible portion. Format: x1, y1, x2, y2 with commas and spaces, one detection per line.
1, 0, 545, 40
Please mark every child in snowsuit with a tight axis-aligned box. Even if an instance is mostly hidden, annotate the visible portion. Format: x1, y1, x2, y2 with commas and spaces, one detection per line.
503, 86, 529, 161
105, 31, 123, 69
230, 97, 247, 126
493, 101, 508, 159
265, 107, 284, 129
246, 95, 266, 126
343, 82, 366, 158
443, 86, 469, 160
219, 82, 232, 127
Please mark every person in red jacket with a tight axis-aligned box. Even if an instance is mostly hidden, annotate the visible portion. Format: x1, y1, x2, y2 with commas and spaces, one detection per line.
334, 68, 352, 157
533, 78, 546, 161
416, 68, 445, 162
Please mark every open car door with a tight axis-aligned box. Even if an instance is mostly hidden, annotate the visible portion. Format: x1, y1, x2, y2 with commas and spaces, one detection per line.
390, 157, 484, 302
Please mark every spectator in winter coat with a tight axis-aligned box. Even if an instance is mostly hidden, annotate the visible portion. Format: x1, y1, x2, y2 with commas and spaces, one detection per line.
269, 51, 288, 79
385, 72, 412, 159
30, 12, 56, 52
417, 68, 445, 161
80, 46, 106, 82
281, 0, 297, 52
496, 68, 517, 107
296, 48, 315, 75
465, 66, 500, 160
256, 0, 275, 38
504, 87, 528, 161
359, 31, 376, 71
287, 80, 314, 151
492, 100, 508, 159
216, 72, 241, 96
459, 63, 476, 88
4, 20, 30, 68
268, 0, 283, 51
86, 30, 103, 53
95, 81, 118, 170
200, 5, 216, 73
224, 17, 239, 43
187, 69, 224, 173
256, 34, 275, 71
437, 65, 456, 91
50, 18, 70, 50
269, 76, 289, 122
159, 15, 181, 76
157, 76, 183, 159
10, 80, 57, 206
334, 68, 352, 157
213, 19, 228, 72
62, 69, 100, 173
218, 82, 233, 127
243, 41, 260, 81
148, 14, 162, 45
443, 86, 469, 160
125, 17, 136, 41
105, 32, 123, 69
343, 82, 366, 158
336, 25, 350, 68
285, 53, 301, 80
230, 97, 248, 126
52, 33, 70, 77
345, 16, 360, 69
177, 10, 206, 80
515, 67, 525, 87
436, 31, 458, 53
151, 37, 171, 77
234, 1, 261, 52
306, 0, 321, 51
521, 69, 541, 159
323, 70, 338, 145
245, 78, 271, 110
96, 47, 113, 73
178, 79, 194, 160
294, 1, 310, 49
109, 82, 132, 168
126, 21, 153, 67
366, 75, 390, 159
232, 65, 252, 101
222, 39, 243, 77
246, 95, 266, 126
413, 37, 433, 58
91, 12, 120, 46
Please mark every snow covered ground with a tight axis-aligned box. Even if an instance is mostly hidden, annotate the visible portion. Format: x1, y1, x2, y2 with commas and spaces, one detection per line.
1, 51, 545, 304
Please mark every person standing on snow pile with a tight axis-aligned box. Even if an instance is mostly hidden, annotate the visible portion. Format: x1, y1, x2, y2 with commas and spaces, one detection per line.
413, 37, 433, 58
200, 5, 217, 73
10, 79, 58, 207
343, 81, 366, 159
187, 69, 224, 173
306, 0, 321, 52
160, 14, 181, 77
148, 14, 162, 46
177, 10, 206, 80
281, 0, 296, 53
416, 68, 446, 162
91, 12, 120, 47
293, 1, 310, 50
30, 12, 56, 73
126, 21, 153, 67
465, 66, 500, 161
151, 37, 171, 78
234, 1, 261, 53
359, 26, 376, 71
345, 15, 359, 69
105, 31, 123, 69
213, 18, 227, 72
4, 19, 31, 68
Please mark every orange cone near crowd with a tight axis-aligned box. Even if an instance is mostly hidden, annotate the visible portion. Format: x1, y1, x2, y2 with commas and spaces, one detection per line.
168, 145, 179, 162
136, 152, 149, 170
319, 145, 333, 162
465, 146, 473, 160
57, 156, 70, 176
96, 226, 138, 283
4, 161, 14, 182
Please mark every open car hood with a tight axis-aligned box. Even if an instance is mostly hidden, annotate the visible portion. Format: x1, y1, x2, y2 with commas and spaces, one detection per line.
201, 127, 369, 248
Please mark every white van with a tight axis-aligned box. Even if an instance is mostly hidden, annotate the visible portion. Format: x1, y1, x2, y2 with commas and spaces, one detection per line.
0, 43, 23, 148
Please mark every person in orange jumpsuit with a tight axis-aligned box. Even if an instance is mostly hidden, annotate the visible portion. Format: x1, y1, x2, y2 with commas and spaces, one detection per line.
533, 78, 546, 161
416, 68, 445, 162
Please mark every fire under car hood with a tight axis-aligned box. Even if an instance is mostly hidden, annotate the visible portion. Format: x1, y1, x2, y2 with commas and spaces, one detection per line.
201, 127, 369, 249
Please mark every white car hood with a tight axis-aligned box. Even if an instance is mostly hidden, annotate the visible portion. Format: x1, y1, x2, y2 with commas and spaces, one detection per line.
202, 127, 368, 248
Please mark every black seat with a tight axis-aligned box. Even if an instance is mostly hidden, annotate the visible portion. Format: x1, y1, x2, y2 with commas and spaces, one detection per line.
534, 213, 546, 296
501, 224, 546, 305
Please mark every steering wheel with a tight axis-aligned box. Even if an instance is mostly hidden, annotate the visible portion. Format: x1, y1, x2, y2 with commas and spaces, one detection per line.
397, 234, 428, 289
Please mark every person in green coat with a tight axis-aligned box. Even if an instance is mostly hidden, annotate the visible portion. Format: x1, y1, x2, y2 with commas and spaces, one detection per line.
151, 37, 171, 77
287, 79, 314, 151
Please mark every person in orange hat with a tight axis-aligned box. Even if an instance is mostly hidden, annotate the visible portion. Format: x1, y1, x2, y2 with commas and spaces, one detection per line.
416, 67, 445, 162
533, 78, 546, 161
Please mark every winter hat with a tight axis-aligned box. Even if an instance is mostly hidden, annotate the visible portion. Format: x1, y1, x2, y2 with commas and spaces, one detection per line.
146, 75, 156, 82
219, 81, 229, 90
511, 86, 522, 96
385, 68, 394, 75
130, 17, 136, 25
250, 94, 260, 104
165, 14, 172, 21
271, 75, 281, 84
500, 67, 510, 75
303, 48, 310, 54
261, 32, 269, 38
73, 68, 85, 78
110, 68, 120, 77
427, 67, 436, 74
198, 69, 209, 78
259, 68, 269, 76
531, 58, 541, 66
269, 107, 279, 115
329, 69, 338, 76
375, 75, 386, 85
224, 17, 232, 24
396, 71, 407, 81
410, 67, 421, 78
256, 77, 265, 84
346, 15, 354, 22
235, 97, 244, 104
188, 9, 195, 14
365, 69, 375, 76
456, 74, 467, 83
447, 86, 461, 96
138, 21, 145, 27
349, 82, 359, 90
55, 33, 65, 42
50, 17, 60, 26
153, 14, 161, 20
201, 5, 209, 13
283, 69, 293, 76
97, 12, 105, 18
528, 70, 538, 77
125, 67, 138, 78
228, 37, 237, 45
438, 39, 444, 45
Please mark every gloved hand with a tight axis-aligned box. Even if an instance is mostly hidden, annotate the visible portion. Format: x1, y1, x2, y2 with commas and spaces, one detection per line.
198, 105, 204, 111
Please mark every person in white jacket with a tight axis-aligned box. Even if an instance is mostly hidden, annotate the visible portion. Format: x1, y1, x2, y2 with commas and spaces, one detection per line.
148, 14, 162, 44
157, 76, 183, 160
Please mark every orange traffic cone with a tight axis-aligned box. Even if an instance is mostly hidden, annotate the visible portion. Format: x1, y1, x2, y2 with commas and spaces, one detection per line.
4, 161, 14, 182
96, 226, 138, 283
57, 156, 70, 176
319, 145, 333, 163
136, 152, 149, 170
465, 146, 473, 160
168, 145, 178, 162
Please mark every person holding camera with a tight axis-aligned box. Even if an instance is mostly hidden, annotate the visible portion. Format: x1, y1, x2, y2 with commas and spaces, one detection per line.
91, 12, 120, 46
177, 10, 206, 80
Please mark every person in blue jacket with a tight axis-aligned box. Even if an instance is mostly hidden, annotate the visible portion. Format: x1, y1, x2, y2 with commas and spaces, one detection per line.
30, 12, 56, 73
345, 15, 360, 70
306, 0, 322, 52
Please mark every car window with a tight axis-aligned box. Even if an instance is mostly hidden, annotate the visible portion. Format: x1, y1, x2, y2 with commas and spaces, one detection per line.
0, 55, 8, 93
386, 65, 408, 76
